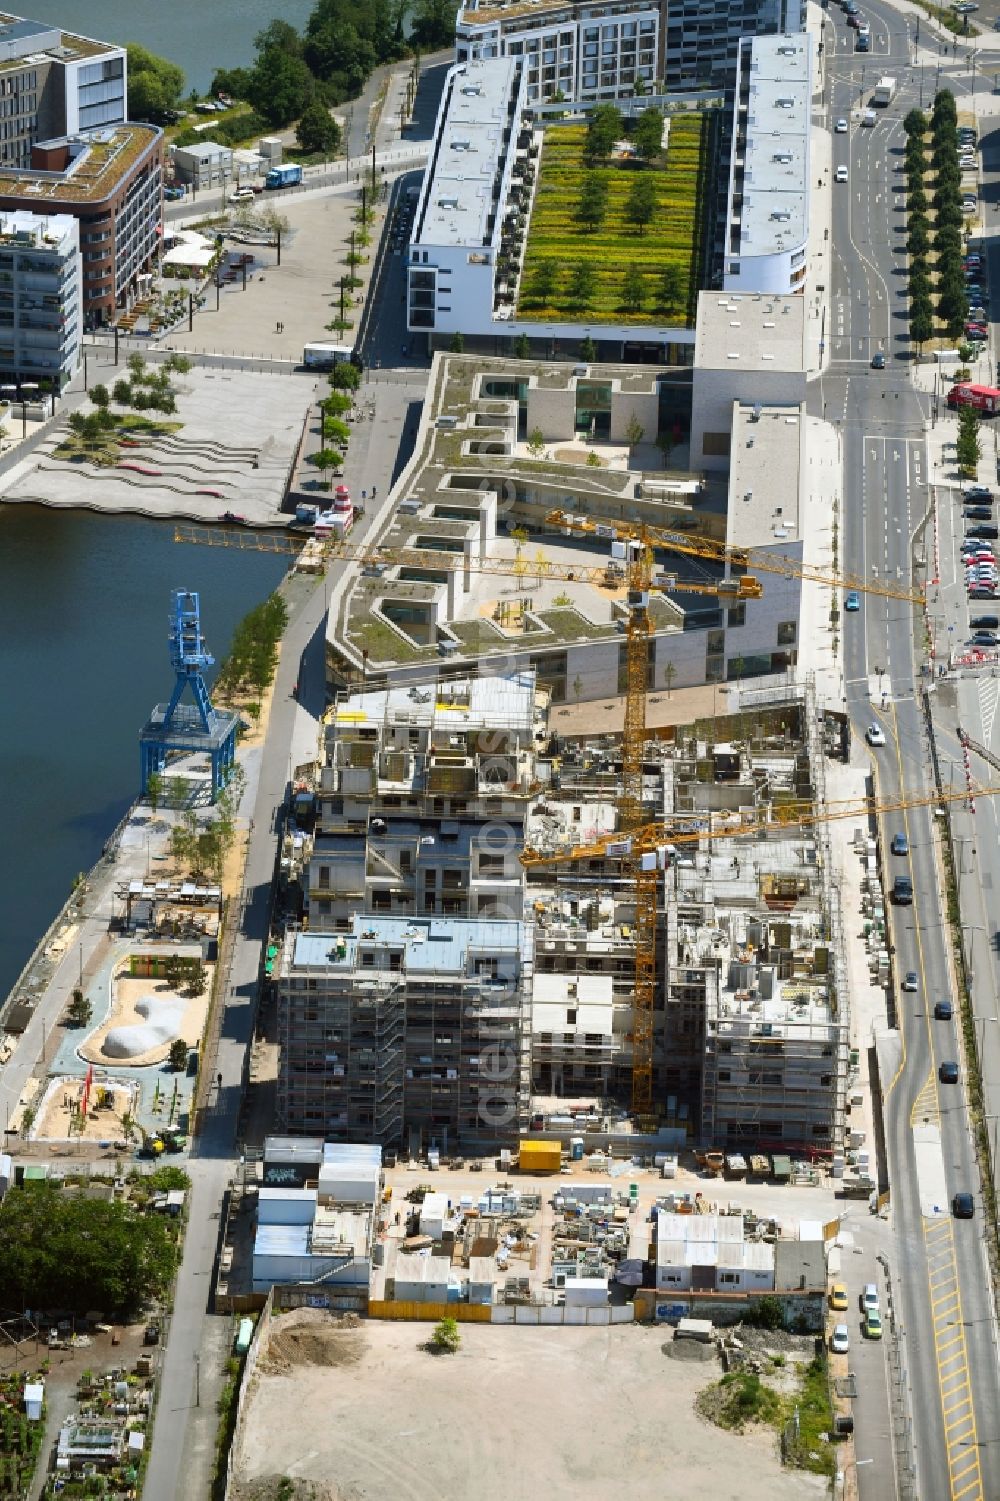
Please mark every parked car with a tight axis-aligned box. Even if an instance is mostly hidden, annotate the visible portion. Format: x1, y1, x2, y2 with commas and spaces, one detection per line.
935, 998, 954, 1020
891, 832, 909, 855
970, 614, 999, 628
953, 1192, 975, 1218
963, 485, 993, 500
866, 723, 886, 746
939, 1061, 960, 1083
967, 508, 995, 520
971, 631, 1000, 645
864, 1309, 883, 1340
829, 1283, 849, 1310
830, 1324, 850, 1355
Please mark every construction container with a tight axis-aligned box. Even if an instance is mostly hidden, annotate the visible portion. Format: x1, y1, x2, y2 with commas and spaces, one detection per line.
570, 1135, 584, 1161
518, 1139, 562, 1174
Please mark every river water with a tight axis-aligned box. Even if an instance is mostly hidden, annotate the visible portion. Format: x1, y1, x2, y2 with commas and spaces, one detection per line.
26, 0, 317, 97
0, 506, 288, 1000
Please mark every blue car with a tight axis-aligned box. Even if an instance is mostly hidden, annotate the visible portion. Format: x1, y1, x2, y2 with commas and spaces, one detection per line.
845, 591, 861, 611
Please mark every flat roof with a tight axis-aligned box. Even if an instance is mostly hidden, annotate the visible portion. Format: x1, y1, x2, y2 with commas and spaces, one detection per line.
334, 671, 536, 734
0, 12, 120, 64
0, 206, 76, 246
414, 57, 518, 250
733, 34, 811, 259
0, 123, 159, 205
727, 402, 803, 549
695, 292, 807, 372
289, 913, 530, 974
329, 353, 720, 674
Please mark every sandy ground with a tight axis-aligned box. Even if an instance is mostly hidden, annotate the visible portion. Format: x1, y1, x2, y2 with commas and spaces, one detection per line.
33, 1076, 137, 1143
79, 971, 213, 1069
233, 1319, 827, 1501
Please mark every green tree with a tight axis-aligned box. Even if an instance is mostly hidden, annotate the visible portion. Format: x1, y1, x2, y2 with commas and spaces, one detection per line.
528, 261, 557, 306
512, 332, 531, 359
211, 66, 253, 101
577, 171, 609, 231
329, 361, 361, 391
527, 426, 545, 458
146, 770, 163, 815
625, 172, 657, 234
907, 222, 929, 257
625, 413, 644, 446
910, 303, 933, 346
307, 447, 342, 482
248, 43, 315, 128
184, 961, 208, 999
632, 106, 664, 160
90, 383, 110, 408
449, 331, 465, 353
903, 107, 927, 138
322, 390, 352, 417
430, 1316, 461, 1353
622, 263, 644, 313
67, 988, 92, 1027
569, 261, 596, 310
322, 415, 351, 447
0, 1184, 176, 1315
410, 0, 459, 50
127, 45, 184, 121
297, 98, 342, 155
584, 103, 623, 163
112, 378, 132, 406
579, 335, 597, 362
168, 1038, 189, 1072
657, 264, 684, 314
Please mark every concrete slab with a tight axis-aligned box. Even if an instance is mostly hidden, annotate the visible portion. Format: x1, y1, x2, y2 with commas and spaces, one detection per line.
914, 1121, 950, 1218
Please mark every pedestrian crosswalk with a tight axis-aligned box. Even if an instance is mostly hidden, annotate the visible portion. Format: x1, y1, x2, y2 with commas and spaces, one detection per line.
978, 678, 1000, 747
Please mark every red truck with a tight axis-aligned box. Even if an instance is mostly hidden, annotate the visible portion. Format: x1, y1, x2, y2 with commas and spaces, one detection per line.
948, 383, 1000, 416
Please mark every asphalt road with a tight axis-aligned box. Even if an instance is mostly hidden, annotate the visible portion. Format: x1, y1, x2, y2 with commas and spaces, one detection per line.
825, 3, 1000, 1496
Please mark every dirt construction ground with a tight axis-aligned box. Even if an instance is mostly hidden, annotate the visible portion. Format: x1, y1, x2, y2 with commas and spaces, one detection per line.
232, 1315, 828, 1501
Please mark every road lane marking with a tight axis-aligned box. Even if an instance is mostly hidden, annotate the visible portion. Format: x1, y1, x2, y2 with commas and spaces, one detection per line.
923, 1213, 984, 1501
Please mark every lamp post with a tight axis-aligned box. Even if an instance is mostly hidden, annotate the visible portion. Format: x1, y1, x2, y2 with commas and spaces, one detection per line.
19, 381, 38, 439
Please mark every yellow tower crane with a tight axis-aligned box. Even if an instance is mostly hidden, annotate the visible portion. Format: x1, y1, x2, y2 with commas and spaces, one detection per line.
522, 779, 1000, 1120
534, 508, 925, 1121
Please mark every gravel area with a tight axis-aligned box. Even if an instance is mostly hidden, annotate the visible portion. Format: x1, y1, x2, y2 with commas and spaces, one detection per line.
233, 1320, 829, 1501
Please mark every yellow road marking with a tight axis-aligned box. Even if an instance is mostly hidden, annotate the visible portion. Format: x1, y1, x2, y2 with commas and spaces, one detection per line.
924, 1214, 984, 1501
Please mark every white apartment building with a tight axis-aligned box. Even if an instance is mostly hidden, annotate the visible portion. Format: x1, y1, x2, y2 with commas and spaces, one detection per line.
0, 15, 126, 165
0, 209, 80, 385
663, 0, 804, 92
722, 34, 812, 295
455, 0, 805, 102
409, 57, 695, 354
456, 0, 663, 105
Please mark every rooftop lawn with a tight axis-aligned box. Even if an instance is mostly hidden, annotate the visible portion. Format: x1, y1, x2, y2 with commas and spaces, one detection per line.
517, 115, 709, 328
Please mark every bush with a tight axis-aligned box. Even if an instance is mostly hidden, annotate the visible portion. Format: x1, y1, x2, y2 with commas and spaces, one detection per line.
741, 1296, 785, 1331
430, 1317, 461, 1354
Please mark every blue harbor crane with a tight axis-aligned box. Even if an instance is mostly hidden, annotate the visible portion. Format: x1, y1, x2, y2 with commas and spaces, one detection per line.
139, 589, 239, 802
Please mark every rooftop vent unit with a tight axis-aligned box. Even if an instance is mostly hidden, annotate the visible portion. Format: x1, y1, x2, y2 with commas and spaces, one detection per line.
769, 210, 791, 221
439, 196, 459, 209
451, 139, 472, 151
772, 153, 792, 164
775, 97, 795, 108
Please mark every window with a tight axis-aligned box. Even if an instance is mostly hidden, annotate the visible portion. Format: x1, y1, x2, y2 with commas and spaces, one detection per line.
777, 620, 797, 646
727, 603, 746, 628
566, 1008, 577, 1025
706, 629, 725, 655
701, 431, 731, 458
